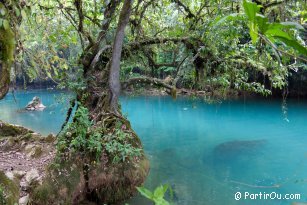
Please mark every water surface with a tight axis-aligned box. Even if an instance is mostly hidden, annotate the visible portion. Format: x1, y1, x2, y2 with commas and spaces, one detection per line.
0, 90, 72, 135
0, 91, 306, 205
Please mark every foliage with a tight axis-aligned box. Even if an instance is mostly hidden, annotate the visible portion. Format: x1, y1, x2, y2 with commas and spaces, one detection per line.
137, 184, 171, 205
104, 129, 142, 163
6, 0, 304, 98
0, 185, 6, 205
57, 103, 142, 163
242, 0, 306, 56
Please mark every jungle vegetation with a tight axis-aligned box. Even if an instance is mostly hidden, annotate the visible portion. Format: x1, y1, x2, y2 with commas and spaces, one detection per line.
0, 0, 306, 204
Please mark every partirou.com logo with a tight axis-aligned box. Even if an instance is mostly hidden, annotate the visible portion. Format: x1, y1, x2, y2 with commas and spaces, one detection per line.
234, 191, 301, 201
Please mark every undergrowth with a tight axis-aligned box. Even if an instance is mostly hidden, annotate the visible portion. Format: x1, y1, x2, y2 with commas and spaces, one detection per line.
57, 103, 142, 163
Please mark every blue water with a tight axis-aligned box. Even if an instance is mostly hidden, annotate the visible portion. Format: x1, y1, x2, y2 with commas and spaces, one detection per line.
0, 90, 73, 135
0, 91, 306, 205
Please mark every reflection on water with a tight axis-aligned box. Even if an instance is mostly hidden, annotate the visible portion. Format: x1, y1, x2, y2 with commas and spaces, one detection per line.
0, 92, 306, 204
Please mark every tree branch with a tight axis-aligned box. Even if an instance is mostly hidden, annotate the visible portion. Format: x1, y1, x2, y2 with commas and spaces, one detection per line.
122, 76, 174, 90
171, 0, 195, 18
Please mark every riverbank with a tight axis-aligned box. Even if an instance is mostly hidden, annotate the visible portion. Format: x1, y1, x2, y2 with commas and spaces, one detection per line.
0, 120, 56, 205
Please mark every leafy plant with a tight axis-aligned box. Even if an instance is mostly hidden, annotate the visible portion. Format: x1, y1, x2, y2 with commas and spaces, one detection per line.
57, 103, 142, 163
242, 0, 307, 57
137, 185, 171, 205
104, 129, 142, 163
0, 185, 6, 205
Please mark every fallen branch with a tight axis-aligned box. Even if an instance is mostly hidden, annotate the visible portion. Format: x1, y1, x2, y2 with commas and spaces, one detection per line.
122, 76, 174, 90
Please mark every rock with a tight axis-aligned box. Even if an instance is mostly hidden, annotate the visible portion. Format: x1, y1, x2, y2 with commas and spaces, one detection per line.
25, 169, 40, 186
13, 170, 26, 180
213, 139, 266, 160
31, 156, 150, 205
25, 145, 43, 158
44, 134, 56, 143
5, 171, 14, 180
25, 96, 46, 111
25, 144, 35, 153
19, 194, 29, 205
20, 181, 29, 191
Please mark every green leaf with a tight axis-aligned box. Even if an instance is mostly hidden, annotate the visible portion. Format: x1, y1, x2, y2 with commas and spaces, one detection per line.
3, 19, 9, 30
153, 185, 169, 199
243, 0, 262, 44
212, 13, 243, 27
21, 10, 27, 19
243, 0, 261, 22
265, 29, 292, 40
255, 14, 269, 34
280, 22, 305, 30
14, 7, 20, 17
274, 36, 307, 56
248, 21, 258, 44
136, 187, 153, 200
268, 22, 305, 31
0, 8, 5, 16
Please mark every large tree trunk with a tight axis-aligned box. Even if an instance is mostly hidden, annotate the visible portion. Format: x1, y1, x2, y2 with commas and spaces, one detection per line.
109, 0, 133, 113
81, 0, 133, 121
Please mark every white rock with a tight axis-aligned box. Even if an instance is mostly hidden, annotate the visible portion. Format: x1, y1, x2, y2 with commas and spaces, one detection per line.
5, 171, 14, 180
25, 169, 40, 185
19, 194, 29, 205
13, 170, 26, 179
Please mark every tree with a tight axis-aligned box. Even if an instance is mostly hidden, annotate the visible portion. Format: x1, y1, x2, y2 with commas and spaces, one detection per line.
0, 1, 25, 99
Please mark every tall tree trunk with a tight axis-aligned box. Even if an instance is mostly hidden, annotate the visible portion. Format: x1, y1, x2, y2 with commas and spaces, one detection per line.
109, 0, 133, 113
81, 0, 134, 121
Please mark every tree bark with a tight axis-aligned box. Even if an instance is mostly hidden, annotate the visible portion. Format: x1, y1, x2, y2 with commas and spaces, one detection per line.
0, 62, 10, 100
109, 0, 133, 113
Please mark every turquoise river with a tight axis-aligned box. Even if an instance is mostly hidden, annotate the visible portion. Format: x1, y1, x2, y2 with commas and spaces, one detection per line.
0, 90, 306, 205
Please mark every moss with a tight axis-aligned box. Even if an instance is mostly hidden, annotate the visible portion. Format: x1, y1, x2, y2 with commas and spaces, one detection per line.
0, 171, 19, 205
0, 121, 33, 139
30, 154, 149, 205
0, 121, 33, 137
20, 133, 33, 141
30, 182, 58, 204
44, 134, 56, 143
31, 146, 43, 158
31, 160, 83, 205
0, 27, 15, 63
0, 125, 22, 137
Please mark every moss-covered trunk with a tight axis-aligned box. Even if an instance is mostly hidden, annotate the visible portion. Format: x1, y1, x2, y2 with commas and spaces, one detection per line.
0, 0, 23, 100
0, 26, 15, 100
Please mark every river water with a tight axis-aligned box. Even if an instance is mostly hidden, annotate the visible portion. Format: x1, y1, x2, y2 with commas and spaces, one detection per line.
0, 90, 306, 205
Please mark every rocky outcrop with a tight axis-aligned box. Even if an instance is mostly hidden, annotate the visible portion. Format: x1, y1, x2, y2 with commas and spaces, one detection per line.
0, 121, 56, 204
25, 97, 46, 111
0, 121, 149, 205
30, 149, 149, 205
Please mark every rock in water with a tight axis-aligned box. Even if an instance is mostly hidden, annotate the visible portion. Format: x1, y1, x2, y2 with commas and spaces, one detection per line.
25, 96, 46, 111
213, 139, 266, 160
